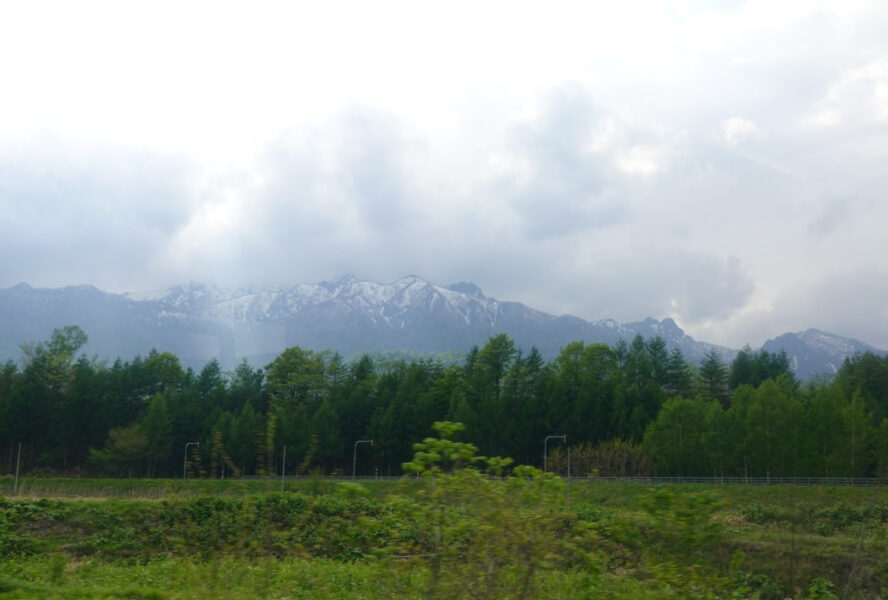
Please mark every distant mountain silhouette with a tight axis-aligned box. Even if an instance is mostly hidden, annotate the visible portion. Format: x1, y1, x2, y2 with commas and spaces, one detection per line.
1, 277, 883, 379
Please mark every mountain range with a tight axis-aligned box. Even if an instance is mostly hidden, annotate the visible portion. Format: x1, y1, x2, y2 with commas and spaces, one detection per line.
1, 275, 884, 380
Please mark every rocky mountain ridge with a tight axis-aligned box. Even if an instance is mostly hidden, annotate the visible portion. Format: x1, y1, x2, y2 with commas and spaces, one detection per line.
1, 276, 883, 379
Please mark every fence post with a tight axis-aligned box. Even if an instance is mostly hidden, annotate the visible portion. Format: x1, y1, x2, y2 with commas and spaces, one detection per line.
13, 443, 21, 494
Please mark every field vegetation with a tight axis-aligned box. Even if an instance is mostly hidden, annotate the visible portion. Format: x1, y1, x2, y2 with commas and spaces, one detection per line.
2, 423, 887, 599
3, 328, 888, 597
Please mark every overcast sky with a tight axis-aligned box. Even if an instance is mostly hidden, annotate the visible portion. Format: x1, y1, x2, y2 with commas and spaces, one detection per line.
1, 0, 887, 349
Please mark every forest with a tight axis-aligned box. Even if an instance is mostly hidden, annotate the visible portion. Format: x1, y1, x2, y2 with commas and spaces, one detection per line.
1, 325, 887, 479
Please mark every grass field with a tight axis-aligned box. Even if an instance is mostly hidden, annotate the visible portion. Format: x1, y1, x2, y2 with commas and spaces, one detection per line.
1, 477, 887, 599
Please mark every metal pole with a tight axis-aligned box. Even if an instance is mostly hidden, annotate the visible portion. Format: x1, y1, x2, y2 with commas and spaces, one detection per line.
544, 434, 565, 473
281, 445, 286, 494
184, 442, 199, 481
13, 443, 21, 494
567, 444, 571, 506
353, 440, 373, 478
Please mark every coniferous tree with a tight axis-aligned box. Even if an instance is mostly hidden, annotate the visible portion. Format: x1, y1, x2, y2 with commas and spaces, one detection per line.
729, 345, 756, 390
665, 347, 694, 397
311, 399, 341, 471
647, 336, 670, 387
837, 353, 888, 421
699, 349, 729, 407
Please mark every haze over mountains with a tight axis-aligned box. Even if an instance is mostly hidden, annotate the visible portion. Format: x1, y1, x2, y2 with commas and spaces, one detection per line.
0, 275, 884, 380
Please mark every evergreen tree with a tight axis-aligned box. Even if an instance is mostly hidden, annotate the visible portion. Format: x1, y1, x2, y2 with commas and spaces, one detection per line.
665, 347, 694, 397
836, 352, 888, 421
227, 359, 267, 414
699, 348, 729, 407
729, 345, 757, 390
730, 346, 796, 389
311, 399, 341, 471
647, 336, 670, 387
228, 400, 261, 475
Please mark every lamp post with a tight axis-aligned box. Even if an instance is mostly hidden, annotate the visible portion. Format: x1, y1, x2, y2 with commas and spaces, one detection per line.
544, 434, 566, 473
353, 440, 373, 479
184, 442, 199, 481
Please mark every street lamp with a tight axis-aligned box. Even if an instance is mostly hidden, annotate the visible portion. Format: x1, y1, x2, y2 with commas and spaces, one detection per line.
353, 440, 373, 479
544, 434, 566, 473
184, 441, 199, 481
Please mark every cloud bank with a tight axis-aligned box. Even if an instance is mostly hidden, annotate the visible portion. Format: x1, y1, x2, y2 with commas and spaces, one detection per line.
1, 1, 887, 349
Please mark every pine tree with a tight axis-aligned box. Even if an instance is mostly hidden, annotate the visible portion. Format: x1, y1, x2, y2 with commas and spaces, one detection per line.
699, 349, 729, 407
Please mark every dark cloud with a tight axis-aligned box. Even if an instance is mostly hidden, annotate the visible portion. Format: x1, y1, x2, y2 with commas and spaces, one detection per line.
3, 54, 887, 354
0, 142, 199, 291
725, 268, 888, 351
800, 270, 888, 349
198, 109, 426, 288
495, 85, 633, 238
337, 109, 417, 231
554, 251, 755, 326
808, 197, 856, 236
0, 103, 772, 340
254, 108, 419, 236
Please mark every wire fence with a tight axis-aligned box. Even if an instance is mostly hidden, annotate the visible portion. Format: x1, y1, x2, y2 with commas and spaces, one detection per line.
564, 476, 888, 487
242, 474, 888, 486
2, 475, 885, 499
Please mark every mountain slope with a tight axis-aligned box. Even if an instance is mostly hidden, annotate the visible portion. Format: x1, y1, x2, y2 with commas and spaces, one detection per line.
121, 275, 729, 366
1, 276, 883, 378
761, 329, 884, 380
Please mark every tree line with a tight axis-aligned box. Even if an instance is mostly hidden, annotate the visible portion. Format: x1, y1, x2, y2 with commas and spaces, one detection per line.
1, 325, 887, 478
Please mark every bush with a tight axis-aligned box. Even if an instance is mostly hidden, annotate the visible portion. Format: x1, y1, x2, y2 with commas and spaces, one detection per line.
740, 502, 783, 525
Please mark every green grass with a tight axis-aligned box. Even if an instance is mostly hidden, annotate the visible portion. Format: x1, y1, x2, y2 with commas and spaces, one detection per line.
0, 476, 409, 500
2, 479, 887, 598
0, 555, 728, 600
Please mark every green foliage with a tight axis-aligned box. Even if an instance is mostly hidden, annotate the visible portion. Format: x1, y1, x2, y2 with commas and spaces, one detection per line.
730, 570, 783, 599
395, 421, 591, 600
3, 480, 888, 598
142, 394, 173, 476
836, 352, 888, 422
637, 488, 726, 557
740, 502, 785, 525
698, 348, 729, 406
643, 396, 709, 476
730, 346, 796, 390
3, 327, 888, 481
804, 577, 839, 599
88, 423, 150, 477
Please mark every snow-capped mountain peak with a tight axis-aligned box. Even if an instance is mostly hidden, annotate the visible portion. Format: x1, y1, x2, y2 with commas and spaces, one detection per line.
1, 276, 884, 378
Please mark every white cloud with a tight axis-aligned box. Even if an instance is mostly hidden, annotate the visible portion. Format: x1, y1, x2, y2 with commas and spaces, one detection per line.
719, 117, 762, 147
804, 56, 888, 130
2, 0, 888, 351
615, 145, 667, 175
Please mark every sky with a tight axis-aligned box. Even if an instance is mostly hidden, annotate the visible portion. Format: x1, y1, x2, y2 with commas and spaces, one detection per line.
1, 0, 887, 350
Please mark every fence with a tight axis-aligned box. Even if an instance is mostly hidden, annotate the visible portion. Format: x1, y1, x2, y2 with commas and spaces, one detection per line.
566, 476, 888, 487
2, 475, 885, 499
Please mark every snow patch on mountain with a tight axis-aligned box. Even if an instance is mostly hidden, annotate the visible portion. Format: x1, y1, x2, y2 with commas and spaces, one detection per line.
4, 276, 885, 378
